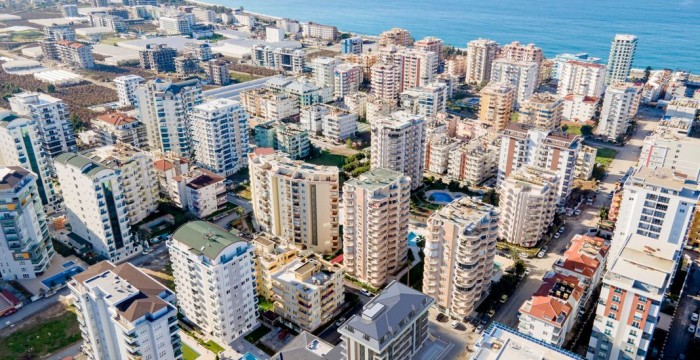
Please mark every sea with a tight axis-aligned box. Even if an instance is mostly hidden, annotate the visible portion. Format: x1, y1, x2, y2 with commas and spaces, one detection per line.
206, 0, 700, 72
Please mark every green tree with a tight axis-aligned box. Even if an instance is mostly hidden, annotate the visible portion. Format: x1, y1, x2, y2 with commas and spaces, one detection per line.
581, 125, 594, 136
346, 138, 353, 148
643, 66, 652, 82
513, 260, 526, 276
46, 84, 56, 93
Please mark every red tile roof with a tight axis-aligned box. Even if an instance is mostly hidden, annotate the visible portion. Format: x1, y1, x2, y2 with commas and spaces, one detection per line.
254, 147, 275, 156
153, 159, 174, 172
95, 112, 137, 126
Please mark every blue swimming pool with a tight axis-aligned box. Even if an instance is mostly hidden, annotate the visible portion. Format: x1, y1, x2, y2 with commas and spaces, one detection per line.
41, 266, 84, 288
408, 231, 418, 246
62, 261, 75, 268
428, 191, 464, 203
241, 353, 259, 360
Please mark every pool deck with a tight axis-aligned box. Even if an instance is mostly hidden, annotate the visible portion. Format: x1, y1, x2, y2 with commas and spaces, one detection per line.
424, 190, 469, 205
17, 253, 87, 296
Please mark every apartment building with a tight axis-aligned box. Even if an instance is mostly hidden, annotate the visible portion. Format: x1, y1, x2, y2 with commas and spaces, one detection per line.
0, 167, 54, 280
91, 112, 148, 148
265, 76, 333, 106
252, 234, 298, 299
606, 34, 637, 85
490, 59, 539, 108
139, 44, 177, 73
562, 94, 598, 123
135, 78, 203, 156
596, 83, 642, 141
378, 28, 413, 47
518, 272, 584, 346
371, 111, 426, 189
204, 59, 231, 86
70, 261, 181, 360
665, 98, 700, 120
192, 7, 217, 24
170, 221, 259, 344
344, 92, 369, 118
466, 38, 499, 85
498, 123, 582, 205
160, 14, 191, 35
174, 56, 200, 79
519, 93, 564, 130
587, 235, 677, 360
400, 82, 448, 118
92, 13, 127, 33
415, 36, 444, 62
338, 281, 434, 360
575, 145, 597, 180
44, 24, 76, 41
301, 22, 338, 41
114, 75, 145, 108
310, 57, 342, 88
423, 198, 499, 319
499, 41, 544, 67
498, 165, 559, 248
341, 37, 363, 55
9, 92, 77, 158
249, 150, 340, 255
322, 108, 358, 141
446, 55, 467, 78
254, 121, 310, 160
333, 63, 363, 99
271, 253, 344, 332
189, 98, 249, 176
370, 62, 399, 100
552, 52, 601, 80
366, 97, 399, 124
342, 168, 411, 288
393, 47, 439, 92
0, 112, 57, 208
557, 61, 606, 98
82, 144, 159, 224
186, 42, 213, 61
55, 153, 140, 262
639, 130, 700, 181
478, 83, 514, 132
473, 322, 584, 360
41, 40, 94, 68
252, 45, 306, 73
448, 142, 498, 186
240, 88, 299, 122
608, 167, 699, 265
553, 235, 609, 306
424, 134, 461, 174
168, 168, 226, 218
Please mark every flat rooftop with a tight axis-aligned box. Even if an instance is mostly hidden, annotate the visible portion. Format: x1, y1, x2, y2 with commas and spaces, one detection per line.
471, 323, 583, 360
344, 167, 405, 191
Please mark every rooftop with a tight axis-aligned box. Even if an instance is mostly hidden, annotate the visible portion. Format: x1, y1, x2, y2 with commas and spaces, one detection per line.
472, 323, 584, 360
627, 166, 698, 194
172, 221, 247, 260
273, 331, 342, 360
185, 169, 224, 189
0, 166, 32, 192
344, 168, 406, 191
554, 235, 608, 279
431, 197, 498, 229
54, 152, 110, 178
94, 112, 138, 126
607, 234, 677, 293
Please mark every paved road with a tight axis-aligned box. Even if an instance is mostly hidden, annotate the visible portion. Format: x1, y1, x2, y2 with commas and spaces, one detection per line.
317, 286, 373, 345
662, 259, 700, 359
0, 287, 69, 331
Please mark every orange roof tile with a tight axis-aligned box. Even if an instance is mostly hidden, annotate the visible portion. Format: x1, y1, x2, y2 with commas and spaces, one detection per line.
153, 159, 174, 172
95, 112, 137, 126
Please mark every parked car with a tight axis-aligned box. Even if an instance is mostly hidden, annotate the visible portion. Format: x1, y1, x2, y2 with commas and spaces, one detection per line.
518, 253, 529, 260
360, 289, 373, 297
500, 295, 508, 303
554, 233, 561, 239
689, 325, 696, 333
335, 317, 346, 327
141, 248, 152, 255
436, 313, 446, 322
692, 313, 699, 322
574, 209, 582, 216
475, 325, 484, 334
537, 251, 546, 258
451, 320, 460, 329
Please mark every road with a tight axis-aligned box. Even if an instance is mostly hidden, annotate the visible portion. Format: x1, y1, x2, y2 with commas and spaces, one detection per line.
316, 286, 374, 345
662, 259, 700, 359
0, 287, 69, 331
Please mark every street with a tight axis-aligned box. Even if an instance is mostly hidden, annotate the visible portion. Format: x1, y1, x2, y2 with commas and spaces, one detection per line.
662, 260, 700, 359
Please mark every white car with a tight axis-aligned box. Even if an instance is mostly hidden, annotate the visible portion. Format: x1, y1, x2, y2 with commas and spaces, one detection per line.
518, 253, 529, 260
692, 313, 699, 322
574, 209, 582, 216
451, 321, 460, 329
475, 325, 484, 333
537, 251, 546, 258
360, 289, 373, 297
554, 233, 561, 239
524, 268, 532, 276
689, 325, 696, 333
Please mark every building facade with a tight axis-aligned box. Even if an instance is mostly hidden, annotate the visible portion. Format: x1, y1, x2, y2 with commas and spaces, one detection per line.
114, 75, 145, 108
606, 34, 637, 85
370, 111, 426, 189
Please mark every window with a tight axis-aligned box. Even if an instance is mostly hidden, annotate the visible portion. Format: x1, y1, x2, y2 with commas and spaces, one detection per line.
636, 304, 645, 311
612, 296, 621, 303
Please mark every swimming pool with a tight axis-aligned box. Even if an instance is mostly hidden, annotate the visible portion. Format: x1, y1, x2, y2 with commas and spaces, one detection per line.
408, 232, 418, 246
62, 261, 75, 268
41, 266, 85, 288
241, 353, 259, 360
426, 190, 464, 204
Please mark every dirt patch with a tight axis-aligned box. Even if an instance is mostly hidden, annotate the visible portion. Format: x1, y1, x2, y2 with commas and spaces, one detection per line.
0, 302, 69, 338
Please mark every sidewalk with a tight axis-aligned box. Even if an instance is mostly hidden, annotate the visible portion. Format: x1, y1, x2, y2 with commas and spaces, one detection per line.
181, 332, 218, 360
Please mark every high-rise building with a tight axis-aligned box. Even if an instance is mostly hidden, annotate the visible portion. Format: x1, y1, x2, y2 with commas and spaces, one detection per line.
170, 221, 259, 344
114, 75, 145, 108
135, 78, 202, 157
301, 22, 338, 41
424, 134, 462, 174
478, 83, 514, 131
639, 130, 700, 181
393, 47, 439, 92
253, 121, 310, 160
333, 63, 363, 99
0, 112, 58, 208
204, 59, 231, 86
189, 98, 249, 176
338, 281, 434, 360
91, 112, 148, 148
310, 57, 342, 88
340, 37, 363, 55
557, 61, 606, 98
474, 322, 584, 360
370, 62, 399, 100
552, 52, 602, 80
378, 28, 413, 47
587, 234, 677, 360
446, 55, 467, 78
9, 92, 77, 158
490, 59, 539, 108
159, 14, 192, 35
448, 141, 498, 186
498, 123, 582, 204
400, 82, 448, 118
240, 88, 299, 122
466, 39, 499, 85
370, 111, 426, 189
596, 82, 642, 141
423, 198, 499, 319
415, 36, 444, 62
608, 167, 699, 265
499, 165, 559, 248
139, 44, 177, 73
44, 24, 76, 41
519, 93, 564, 130
55, 153, 140, 262
248, 150, 340, 255
41, 40, 95, 68
69, 261, 181, 360
0, 167, 54, 280
342, 169, 411, 288
499, 41, 544, 67
606, 34, 638, 85
252, 45, 306, 74
174, 56, 200, 79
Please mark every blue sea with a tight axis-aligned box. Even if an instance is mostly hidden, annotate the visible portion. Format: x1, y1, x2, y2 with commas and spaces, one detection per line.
211, 0, 700, 72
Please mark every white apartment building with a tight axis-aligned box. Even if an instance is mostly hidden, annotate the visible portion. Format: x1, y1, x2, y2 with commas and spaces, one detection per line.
498, 123, 582, 205
639, 130, 700, 181
69, 261, 181, 360
400, 82, 448, 118
393, 47, 439, 92
301, 22, 338, 41
478, 82, 515, 132
518, 272, 584, 346
587, 235, 677, 360
265, 26, 285, 42
557, 61, 606, 98
114, 75, 145, 108
0, 112, 57, 208
562, 94, 598, 123
608, 167, 700, 265
665, 98, 700, 120
466, 38, 499, 85
338, 281, 434, 360
240, 88, 299, 122
168, 168, 226, 218
596, 83, 642, 141
252, 46, 306, 74
552, 52, 602, 80
310, 57, 342, 88
575, 145, 597, 180
265, 76, 333, 106
366, 97, 399, 124
342, 168, 411, 288
91, 112, 148, 148
448, 142, 498, 186
415, 36, 444, 62
344, 92, 369, 118
424, 134, 461, 174
370, 62, 399, 100
299, 104, 328, 135
135, 78, 203, 157
160, 15, 191, 35
423, 197, 499, 320
270, 253, 344, 332
606, 34, 637, 85
82, 144, 159, 225
473, 323, 584, 360
193, 7, 217, 24
190, 99, 249, 176
490, 59, 539, 108
0, 167, 54, 280
9, 92, 77, 158
498, 165, 559, 248
519, 93, 564, 130
248, 150, 340, 255
55, 153, 139, 262
371, 111, 426, 189
333, 63, 363, 99
170, 221, 259, 344
322, 109, 358, 141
